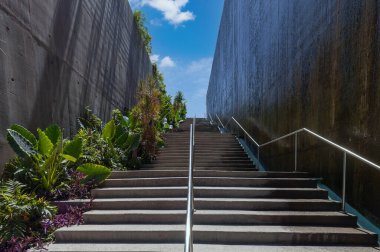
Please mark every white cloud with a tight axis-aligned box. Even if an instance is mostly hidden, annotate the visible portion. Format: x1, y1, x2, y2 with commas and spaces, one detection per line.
150, 18, 163, 26
187, 57, 213, 74
150, 54, 160, 63
132, 0, 195, 25
159, 56, 175, 68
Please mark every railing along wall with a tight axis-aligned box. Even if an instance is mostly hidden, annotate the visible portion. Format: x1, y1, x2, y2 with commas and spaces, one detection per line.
211, 114, 380, 212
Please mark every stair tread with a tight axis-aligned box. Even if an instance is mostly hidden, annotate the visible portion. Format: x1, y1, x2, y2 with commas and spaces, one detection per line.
40, 244, 380, 252
94, 186, 325, 190
84, 209, 348, 217
55, 224, 185, 232
54, 224, 371, 235
193, 225, 374, 235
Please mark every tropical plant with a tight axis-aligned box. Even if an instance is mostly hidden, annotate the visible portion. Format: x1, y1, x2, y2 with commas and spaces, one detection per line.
4, 123, 111, 197
133, 10, 152, 54
173, 91, 187, 121
5, 124, 78, 194
75, 109, 142, 170
130, 75, 162, 160
152, 63, 174, 132
0, 180, 56, 242
78, 107, 102, 132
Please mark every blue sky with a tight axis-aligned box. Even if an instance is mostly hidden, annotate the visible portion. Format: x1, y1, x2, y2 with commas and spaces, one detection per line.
129, 0, 224, 117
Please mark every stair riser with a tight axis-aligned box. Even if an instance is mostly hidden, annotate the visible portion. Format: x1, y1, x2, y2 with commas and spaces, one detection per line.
162, 144, 242, 151
141, 167, 258, 171
143, 164, 256, 168
154, 157, 252, 162
108, 171, 309, 179
160, 150, 245, 153
158, 154, 249, 158
149, 162, 254, 166
195, 201, 341, 211
83, 213, 356, 227
89, 200, 339, 211
192, 231, 377, 246
91, 201, 186, 210
55, 231, 184, 243
92, 189, 327, 199
103, 178, 317, 188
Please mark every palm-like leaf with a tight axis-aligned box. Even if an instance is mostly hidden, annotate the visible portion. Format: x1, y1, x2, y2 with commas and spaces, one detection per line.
37, 128, 53, 156
76, 163, 111, 184
7, 129, 37, 157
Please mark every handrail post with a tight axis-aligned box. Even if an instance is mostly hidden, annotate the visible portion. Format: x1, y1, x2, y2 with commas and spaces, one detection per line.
342, 151, 347, 212
257, 147, 260, 163
294, 132, 298, 172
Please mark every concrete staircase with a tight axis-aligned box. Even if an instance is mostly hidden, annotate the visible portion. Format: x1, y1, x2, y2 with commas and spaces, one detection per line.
46, 118, 378, 251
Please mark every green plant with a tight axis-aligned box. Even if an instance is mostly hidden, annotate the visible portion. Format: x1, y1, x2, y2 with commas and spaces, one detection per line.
152, 63, 174, 132
75, 109, 142, 170
3, 124, 112, 197
78, 107, 102, 132
173, 91, 187, 121
5, 124, 81, 193
76, 163, 111, 185
133, 10, 152, 54
0, 180, 56, 241
131, 75, 162, 160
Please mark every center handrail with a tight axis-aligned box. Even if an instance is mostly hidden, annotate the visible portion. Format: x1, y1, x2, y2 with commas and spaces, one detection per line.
214, 114, 380, 211
184, 117, 195, 252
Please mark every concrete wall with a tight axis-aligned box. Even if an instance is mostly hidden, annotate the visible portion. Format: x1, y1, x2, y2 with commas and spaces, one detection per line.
0, 0, 151, 172
207, 0, 380, 224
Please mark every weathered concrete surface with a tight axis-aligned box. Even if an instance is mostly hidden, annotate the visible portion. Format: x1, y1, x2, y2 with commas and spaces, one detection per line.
207, 0, 380, 224
0, 0, 151, 172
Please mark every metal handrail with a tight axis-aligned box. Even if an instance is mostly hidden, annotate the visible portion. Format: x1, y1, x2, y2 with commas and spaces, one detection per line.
215, 114, 225, 128
214, 114, 380, 212
184, 118, 195, 252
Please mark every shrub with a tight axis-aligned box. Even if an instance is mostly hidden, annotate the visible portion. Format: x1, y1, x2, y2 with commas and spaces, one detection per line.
133, 10, 152, 54
0, 180, 56, 245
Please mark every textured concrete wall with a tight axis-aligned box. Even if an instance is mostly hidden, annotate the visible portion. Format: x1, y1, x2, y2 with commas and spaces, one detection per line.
0, 0, 151, 172
208, 0, 380, 223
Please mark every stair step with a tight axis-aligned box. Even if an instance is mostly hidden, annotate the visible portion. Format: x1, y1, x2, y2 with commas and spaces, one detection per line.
150, 161, 254, 166
192, 225, 377, 246
196, 198, 341, 211
54, 224, 377, 245
41, 244, 380, 252
141, 167, 258, 171
143, 163, 255, 170
92, 187, 328, 199
83, 198, 340, 211
90, 198, 186, 210
103, 177, 318, 188
83, 210, 356, 226
54, 224, 185, 243
108, 170, 310, 179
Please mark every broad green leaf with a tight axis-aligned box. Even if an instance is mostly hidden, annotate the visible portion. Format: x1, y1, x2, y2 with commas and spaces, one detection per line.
45, 124, 61, 145
126, 133, 141, 152
6, 129, 36, 157
37, 128, 53, 156
60, 154, 77, 162
115, 134, 129, 148
38, 145, 62, 191
76, 163, 111, 184
10, 124, 37, 149
101, 119, 115, 141
63, 137, 82, 159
